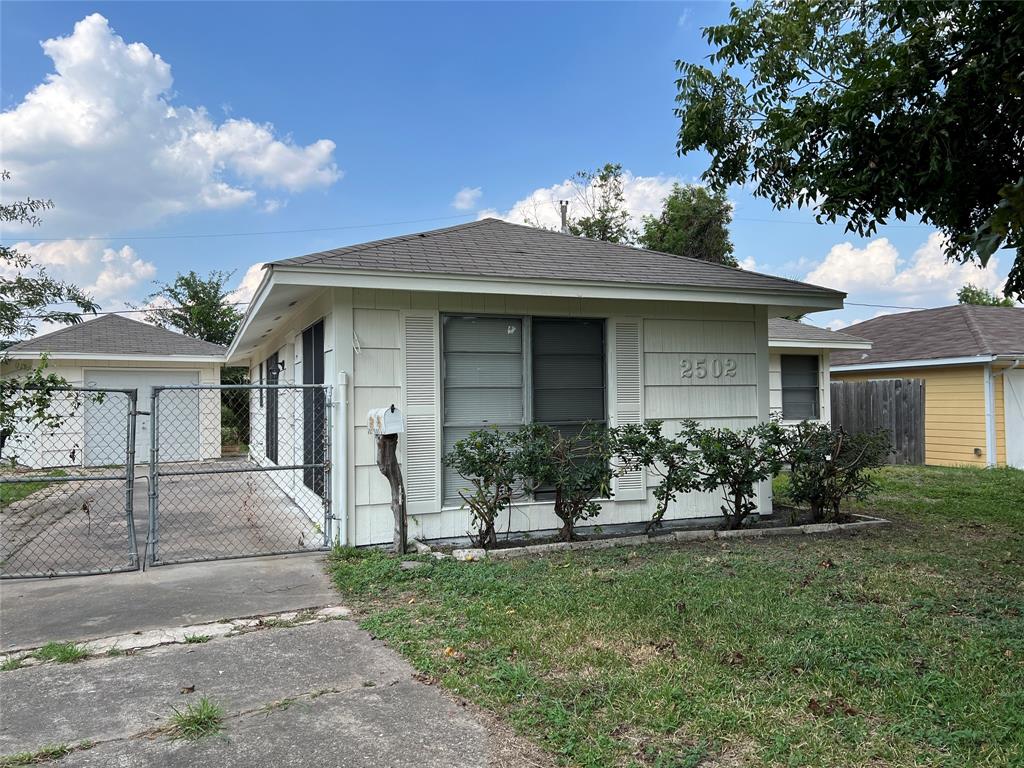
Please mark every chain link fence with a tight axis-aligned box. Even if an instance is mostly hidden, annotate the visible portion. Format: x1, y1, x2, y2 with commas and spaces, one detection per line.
146, 384, 331, 566
1, 387, 140, 578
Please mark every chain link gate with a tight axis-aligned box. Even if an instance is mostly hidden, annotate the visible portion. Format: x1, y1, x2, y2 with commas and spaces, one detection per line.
146, 384, 331, 566
1, 387, 141, 578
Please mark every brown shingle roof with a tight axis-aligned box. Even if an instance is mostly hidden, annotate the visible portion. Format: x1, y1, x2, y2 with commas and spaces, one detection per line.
831, 305, 1024, 367
767, 318, 869, 346
6, 314, 226, 358
273, 218, 843, 298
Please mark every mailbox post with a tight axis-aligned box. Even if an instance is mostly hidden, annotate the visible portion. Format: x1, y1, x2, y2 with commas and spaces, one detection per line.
367, 405, 407, 554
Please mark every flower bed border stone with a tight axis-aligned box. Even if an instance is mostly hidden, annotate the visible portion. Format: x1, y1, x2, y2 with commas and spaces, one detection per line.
416, 514, 890, 562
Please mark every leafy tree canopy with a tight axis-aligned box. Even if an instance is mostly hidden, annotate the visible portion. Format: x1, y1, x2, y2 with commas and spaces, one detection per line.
143, 270, 243, 347
1, 171, 99, 344
640, 184, 737, 266
675, 0, 1024, 299
956, 283, 1016, 308
567, 163, 636, 244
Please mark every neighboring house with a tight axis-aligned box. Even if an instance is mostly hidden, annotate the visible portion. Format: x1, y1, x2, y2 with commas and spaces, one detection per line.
766, 318, 871, 424
226, 218, 849, 546
2, 314, 225, 468
830, 305, 1024, 469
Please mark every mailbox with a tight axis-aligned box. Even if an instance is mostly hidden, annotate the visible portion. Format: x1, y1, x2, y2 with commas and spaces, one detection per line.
367, 405, 405, 436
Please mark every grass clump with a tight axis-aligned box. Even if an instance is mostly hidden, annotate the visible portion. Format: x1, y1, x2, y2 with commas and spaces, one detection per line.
330, 465, 1024, 767
167, 696, 225, 741
183, 634, 210, 644
32, 642, 87, 664
0, 744, 74, 766
0, 656, 26, 672
0, 470, 68, 506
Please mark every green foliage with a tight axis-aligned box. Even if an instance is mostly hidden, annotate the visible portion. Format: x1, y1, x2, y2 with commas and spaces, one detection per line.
167, 696, 225, 741
787, 423, 892, 523
2, 171, 97, 465
443, 427, 519, 547
1, 171, 99, 342
609, 420, 702, 532
183, 634, 210, 644
957, 283, 1016, 307
0, 656, 26, 672
675, 1, 1024, 300
639, 184, 737, 266
566, 163, 636, 244
515, 423, 613, 542
0, 744, 75, 766
0, 469, 68, 504
32, 641, 87, 664
142, 270, 242, 347
679, 419, 790, 529
329, 464, 1024, 767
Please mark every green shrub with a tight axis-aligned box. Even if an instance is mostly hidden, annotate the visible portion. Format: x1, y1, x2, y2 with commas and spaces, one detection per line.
788, 422, 891, 522
443, 428, 519, 548
610, 420, 702, 532
680, 419, 790, 530
516, 423, 612, 542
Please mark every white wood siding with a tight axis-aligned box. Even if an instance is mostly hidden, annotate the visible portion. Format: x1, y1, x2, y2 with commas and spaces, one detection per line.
332, 290, 776, 545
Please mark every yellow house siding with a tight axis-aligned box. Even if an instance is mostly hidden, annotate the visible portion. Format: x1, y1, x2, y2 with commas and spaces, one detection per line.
832, 365, 994, 467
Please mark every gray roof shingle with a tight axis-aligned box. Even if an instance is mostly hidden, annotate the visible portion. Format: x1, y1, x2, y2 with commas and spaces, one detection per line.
273, 218, 843, 298
6, 314, 226, 358
767, 318, 869, 346
831, 305, 1024, 366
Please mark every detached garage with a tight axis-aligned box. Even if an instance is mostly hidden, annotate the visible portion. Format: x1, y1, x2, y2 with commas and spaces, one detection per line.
1, 314, 225, 468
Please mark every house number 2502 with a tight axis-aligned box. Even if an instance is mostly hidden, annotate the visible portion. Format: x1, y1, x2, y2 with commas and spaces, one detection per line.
681, 358, 738, 379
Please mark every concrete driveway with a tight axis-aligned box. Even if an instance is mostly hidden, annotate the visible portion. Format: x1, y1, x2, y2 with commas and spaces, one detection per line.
0, 555, 551, 767
1, 458, 323, 577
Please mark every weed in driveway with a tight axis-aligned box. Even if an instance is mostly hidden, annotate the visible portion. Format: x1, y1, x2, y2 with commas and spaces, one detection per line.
0, 743, 73, 766
32, 642, 87, 664
183, 634, 210, 644
0, 657, 26, 672
168, 696, 225, 741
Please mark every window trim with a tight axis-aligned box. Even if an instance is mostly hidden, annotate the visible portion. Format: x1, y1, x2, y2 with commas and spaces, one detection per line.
780, 353, 820, 421
440, 312, 608, 507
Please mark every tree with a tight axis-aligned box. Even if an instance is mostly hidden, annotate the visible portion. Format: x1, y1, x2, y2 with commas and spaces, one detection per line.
143, 270, 243, 347
957, 284, 1015, 308
674, 1, 1024, 299
1, 170, 99, 463
567, 163, 637, 244
444, 428, 519, 548
639, 184, 737, 266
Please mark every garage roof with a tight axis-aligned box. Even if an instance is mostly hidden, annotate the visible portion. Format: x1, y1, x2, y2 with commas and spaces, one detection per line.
273, 218, 843, 298
767, 318, 870, 349
831, 305, 1024, 367
6, 314, 226, 358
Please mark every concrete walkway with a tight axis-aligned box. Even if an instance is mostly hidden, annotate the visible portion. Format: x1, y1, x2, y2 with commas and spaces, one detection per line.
1, 553, 337, 651
0, 557, 552, 767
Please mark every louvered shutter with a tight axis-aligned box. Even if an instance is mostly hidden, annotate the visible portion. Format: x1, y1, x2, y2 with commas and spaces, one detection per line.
611, 318, 645, 501
401, 311, 441, 515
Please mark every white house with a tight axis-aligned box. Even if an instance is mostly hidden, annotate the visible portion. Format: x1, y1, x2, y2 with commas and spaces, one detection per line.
1, 314, 224, 468
225, 218, 858, 546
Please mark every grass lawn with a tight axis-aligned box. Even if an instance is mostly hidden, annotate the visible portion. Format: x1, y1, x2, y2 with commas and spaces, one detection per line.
0, 470, 68, 506
330, 466, 1024, 767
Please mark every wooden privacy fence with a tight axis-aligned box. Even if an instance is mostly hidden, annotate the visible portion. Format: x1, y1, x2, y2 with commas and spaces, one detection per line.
830, 379, 925, 465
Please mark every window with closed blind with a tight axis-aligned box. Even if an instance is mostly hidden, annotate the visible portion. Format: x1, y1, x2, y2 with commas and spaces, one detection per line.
780, 354, 820, 420
441, 314, 606, 506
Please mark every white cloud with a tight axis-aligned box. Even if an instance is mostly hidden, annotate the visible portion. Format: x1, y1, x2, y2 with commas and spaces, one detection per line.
226, 262, 266, 305
804, 232, 1007, 305
451, 186, 482, 211
481, 170, 679, 232
9, 240, 157, 305
0, 13, 341, 234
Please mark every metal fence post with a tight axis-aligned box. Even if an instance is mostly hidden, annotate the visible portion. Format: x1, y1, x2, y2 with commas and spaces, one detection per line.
123, 390, 140, 569
146, 388, 160, 565
323, 384, 333, 548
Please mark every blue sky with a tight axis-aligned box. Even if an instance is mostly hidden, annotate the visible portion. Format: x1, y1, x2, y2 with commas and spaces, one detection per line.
1, 2, 1013, 332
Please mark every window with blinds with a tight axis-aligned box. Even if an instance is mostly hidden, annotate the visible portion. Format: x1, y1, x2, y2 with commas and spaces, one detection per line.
780, 354, 820, 420
441, 315, 606, 506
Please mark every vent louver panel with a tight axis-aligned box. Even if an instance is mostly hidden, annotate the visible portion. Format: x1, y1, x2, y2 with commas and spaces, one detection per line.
402, 313, 440, 513
612, 319, 645, 500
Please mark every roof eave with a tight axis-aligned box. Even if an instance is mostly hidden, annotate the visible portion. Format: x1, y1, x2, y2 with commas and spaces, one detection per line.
270, 264, 845, 311
2, 351, 225, 364
831, 355, 998, 372
769, 338, 873, 351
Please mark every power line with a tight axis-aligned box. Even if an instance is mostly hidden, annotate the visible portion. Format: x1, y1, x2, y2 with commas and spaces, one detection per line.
20, 302, 251, 320
845, 301, 930, 310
